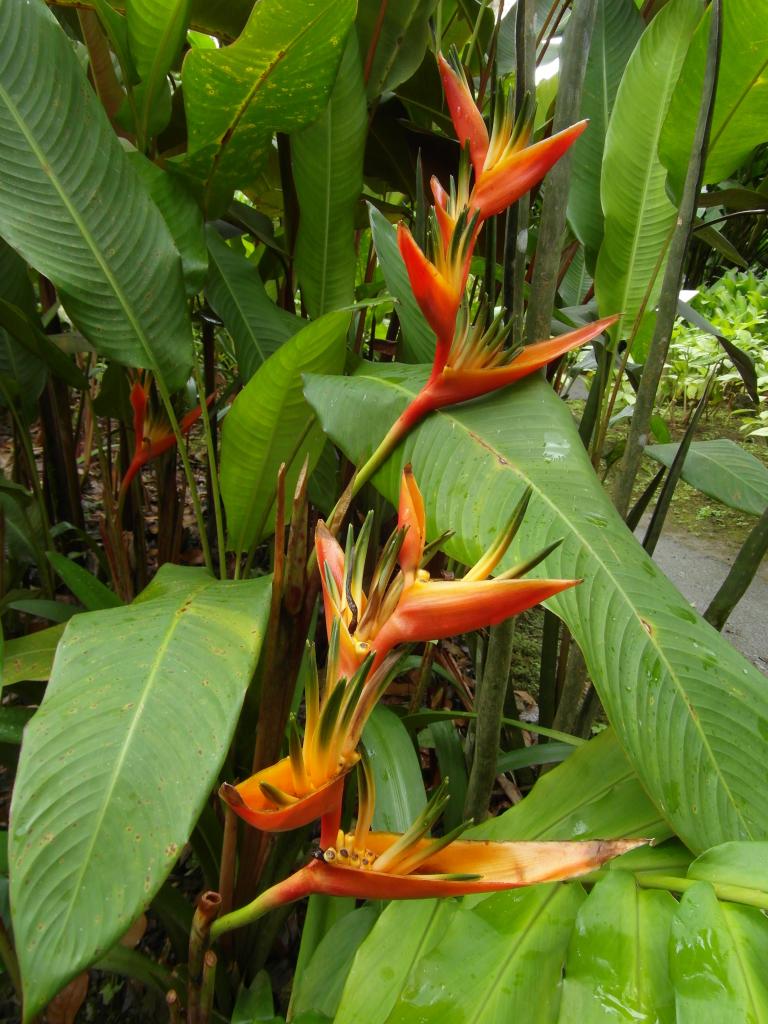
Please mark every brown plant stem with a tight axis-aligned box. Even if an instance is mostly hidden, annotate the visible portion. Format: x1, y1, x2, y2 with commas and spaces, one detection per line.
199, 950, 217, 1024
187, 891, 222, 1024
166, 990, 181, 1024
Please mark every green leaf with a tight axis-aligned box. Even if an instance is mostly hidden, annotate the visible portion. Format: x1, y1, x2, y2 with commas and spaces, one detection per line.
661, 0, 768, 199
220, 311, 349, 552
0, 241, 46, 411
1, 624, 64, 687
232, 969, 285, 1023
356, 0, 439, 99
645, 439, 768, 517
688, 841, 768, 893
558, 871, 676, 1022
179, 0, 357, 212
594, 0, 704, 340
46, 552, 123, 611
0, 706, 35, 745
369, 205, 436, 363
8, 599, 79, 624
291, 905, 379, 1021
0, 0, 193, 391
567, 0, 643, 265
9, 565, 271, 1018
496, 741, 575, 773
671, 881, 768, 1022
205, 227, 301, 383
305, 364, 768, 852
335, 884, 585, 1023
472, 726, 671, 843
0, 300, 88, 393
293, 34, 367, 318
128, 154, 207, 297
126, 0, 191, 142
362, 706, 427, 833
430, 719, 468, 832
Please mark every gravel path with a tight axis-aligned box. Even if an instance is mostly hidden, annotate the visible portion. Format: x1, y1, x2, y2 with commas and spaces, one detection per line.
636, 518, 768, 674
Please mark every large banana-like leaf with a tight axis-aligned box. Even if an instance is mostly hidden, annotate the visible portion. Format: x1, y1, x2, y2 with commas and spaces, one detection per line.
293, 34, 366, 318
179, 0, 356, 212
9, 566, 271, 1019
0, 240, 46, 412
220, 311, 349, 553
661, 0, 768, 199
205, 228, 301, 383
304, 364, 768, 852
594, 0, 703, 340
126, 0, 191, 141
567, 0, 643, 266
356, 0, 439, 99
0, 0, 193, 392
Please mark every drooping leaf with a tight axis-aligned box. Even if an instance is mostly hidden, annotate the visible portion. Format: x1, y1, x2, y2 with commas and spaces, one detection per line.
126, 0, 191, 142
293, 33, 367, 318
9, 566, 271, 1018
0, 242, 46, 411
205, 227, 301, 383
660, 0, 768, 199
0, 0, 193, 391
558, 871, 677, 1022
356, 0, 439, 99
594, 0, 704, 340
1, 624, 65, 687
671, 882, 768, 1022
645, 439, 768, 517
369, 205, 436, 363
567, 0, 643, 266
179, 0, 356, 212
362, 706, 427, 833
220, 311, 349, 552
305, 364, 768, 852
46, 553, 123, 611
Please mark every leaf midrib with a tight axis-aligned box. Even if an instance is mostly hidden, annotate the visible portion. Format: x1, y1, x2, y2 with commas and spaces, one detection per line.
356, 370, 752, 839
0, 77, 160, 376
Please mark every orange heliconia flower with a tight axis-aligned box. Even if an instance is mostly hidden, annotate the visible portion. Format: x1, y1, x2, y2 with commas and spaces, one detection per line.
211, 759, 648, 940
437, 51, 587, 220
318, 466, 578, 680
119, 374, 213, 498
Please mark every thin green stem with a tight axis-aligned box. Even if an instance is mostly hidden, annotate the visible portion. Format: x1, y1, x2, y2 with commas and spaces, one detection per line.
153, 374, 213, 573
634, 873, 768, 912
192, 364, 225, 580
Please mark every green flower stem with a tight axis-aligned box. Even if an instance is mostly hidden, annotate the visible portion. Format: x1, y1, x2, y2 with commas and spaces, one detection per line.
192, 364, 226, 580
154, 373, 213, 574
211, 867, 315, 941
634, 872, 768, 912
